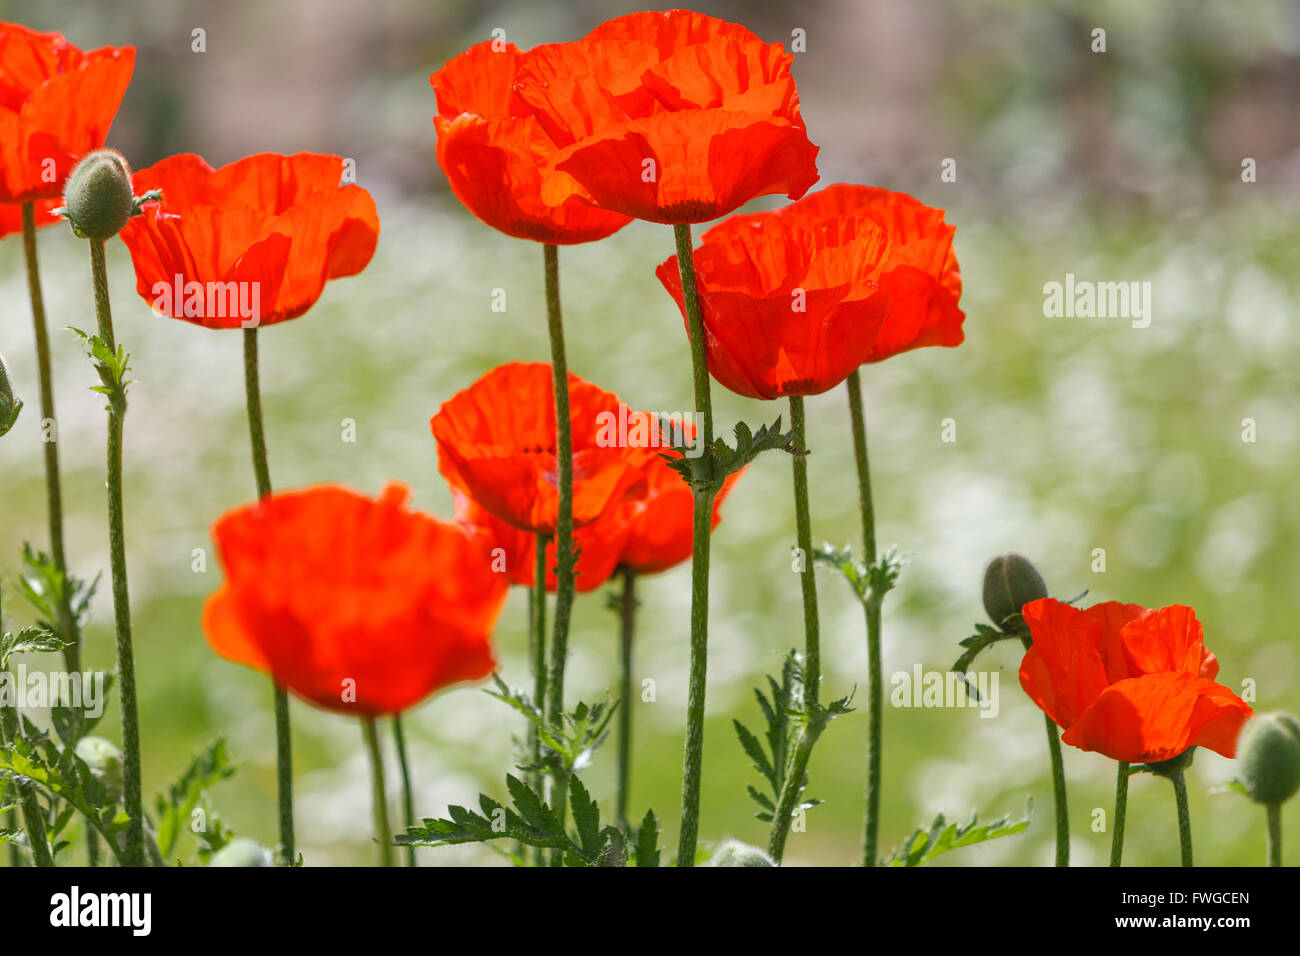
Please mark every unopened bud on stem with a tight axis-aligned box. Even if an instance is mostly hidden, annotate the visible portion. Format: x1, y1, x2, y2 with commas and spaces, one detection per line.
61, 149, 135, 240
982, 553, 1049, 630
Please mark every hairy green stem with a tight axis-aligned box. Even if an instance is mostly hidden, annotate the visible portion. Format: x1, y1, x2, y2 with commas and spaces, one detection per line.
24, 201, 94, 866
392, 715, 416, 867
244, 327, 296, 865
1110, 761, 1128, 866
1018, 633, 1069, 865
361, 717, 394, 867
543, 244, 576, 731
89, 239, 146, 867
529, 535, 548, 866
845, 370, 883, 866
616, 566, 637, 830
765, 396, 824, 865
673, 222, 715, 867
1266, 803, 1281, 867
788, 395, 820, 704
22, 203, 81, 675
1172, 770, 1193, 867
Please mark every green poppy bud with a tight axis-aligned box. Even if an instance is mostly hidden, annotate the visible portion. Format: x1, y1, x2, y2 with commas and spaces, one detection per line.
1237, 711, 1300, 805
982, 553, 1049, 630
208, 837, 272, 867
705, 839, 776, 867
62, 149, 135, 240
0, 350, 20, 437
74, 735, 124, 799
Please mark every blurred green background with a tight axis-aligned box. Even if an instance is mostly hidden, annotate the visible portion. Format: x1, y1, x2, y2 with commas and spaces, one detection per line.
2, 0, 1299, 866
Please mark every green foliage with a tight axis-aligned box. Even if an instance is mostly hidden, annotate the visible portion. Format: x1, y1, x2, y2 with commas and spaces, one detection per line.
664, 417, 799, 493
735, 651, 852, 823
883, 801, 1033, 866
400, 684, 662, 866
0, 723, 131, 864
15, 541, 100, 642
486, 676, 615, 776
814, 544, 905, 607
153, 738, 236, 862
70, 327, 132, 411
0, 625, 63, 670
398, 772, 628, 866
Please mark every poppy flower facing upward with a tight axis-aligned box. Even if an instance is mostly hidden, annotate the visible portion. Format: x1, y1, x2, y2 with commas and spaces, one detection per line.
430, 41, 631, 244
432, 363, 653, 536
657, 193, 894, 399
203, 482, 507, 717
513, 10, 820, 224
0, 22, 134, 215
657, 183, 967, 399
798, 184, 965, 362
1019, 598, 1254, 765
118, 152, 379, 329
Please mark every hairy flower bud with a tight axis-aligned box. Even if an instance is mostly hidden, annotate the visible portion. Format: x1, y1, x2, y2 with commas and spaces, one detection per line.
208, 837, 273, 867
982, 553, 1049, 630
0, 350, 20, 437
1237, 711, 1300, 805
74, 736, 124, 799
706, 839, 776, 867
62, 149, 135, 240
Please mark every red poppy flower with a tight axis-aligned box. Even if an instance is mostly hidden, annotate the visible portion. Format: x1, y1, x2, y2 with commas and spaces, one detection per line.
513, 10, 819, 224
657, 183, 966, 399
0, 23, 134, 206
454, 491, 629, 594
118, 152, 379, 329
203, 482, 507, 717
432, 362, 652, 536
794, 184, 965, 360
431, 41, 630, 244
656, 195, 893, 398
453, 407, 744, 587
1020, 598, 1254, 764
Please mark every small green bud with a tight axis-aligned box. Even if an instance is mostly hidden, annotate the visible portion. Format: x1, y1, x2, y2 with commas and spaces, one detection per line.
74, 735, 124, 799
62, 149, 135, 240
1237, 711, 1300, 805
1146, 747, 1196, 778
705, 839, 776, 867
208, 837, 272, 867
0, 350, 20, 437
982, 553, 1049, 630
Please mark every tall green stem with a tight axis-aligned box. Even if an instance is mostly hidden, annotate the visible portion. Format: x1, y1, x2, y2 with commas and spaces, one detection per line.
361, 716, 394, 867
1110, 761, 1128, 866
1266, 803, 1281, 867
616, 566, 637, 830
529, 536, 548, 866
1172, 771, 1193, 867
845, 370, 883, 866
21, 203, 81, 676
543, 244, 576, 731
673, 222, 715, 867
89, 239, 146, 866
1019, 635, 1069, 866
767, 727, 814, 863
787, 395, 820, 704
392, 714, 416, 867
243, 327, 295, 865
765, 396, 823, 864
